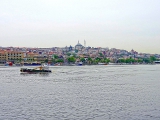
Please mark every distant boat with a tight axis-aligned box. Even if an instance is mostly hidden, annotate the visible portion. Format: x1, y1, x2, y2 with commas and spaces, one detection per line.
15, 63, 22, 66
77, 62, 83, 66
23, 62, 41, 66
108, 62, 117, 65
98, 62, 107, 65
154, 61, 160, 64
5, 62, 13, 66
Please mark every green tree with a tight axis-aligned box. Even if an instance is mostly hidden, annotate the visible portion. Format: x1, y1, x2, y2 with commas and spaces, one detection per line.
54, 55, 58, 59
19, 58, 22, 62
52, 58, 56, 63
87, 57, 93, 64
68, 56, 76, 63
137, 59, 143, 63
88, 57, 92, 61
16, 58, 19, 62
118, 59, 126, 63
96, 57, 101, 61
150, 56, 156, 63
104, 58, 110, 63
93, 59, 99, 64
80, 57, 85, 62
45, 59, 48, 63
143, 58, 150, 63
125, 58, 135, 63
67, 53, 71, 56
99, 53, 103, 57
75, 50, 78, 53
56, 59, 64, 63
72, 53, 77, 57
126, 58, 131, 63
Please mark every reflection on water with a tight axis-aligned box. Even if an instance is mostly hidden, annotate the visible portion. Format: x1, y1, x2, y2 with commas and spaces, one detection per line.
0, 65, 160, 120
20, 72, 51, 77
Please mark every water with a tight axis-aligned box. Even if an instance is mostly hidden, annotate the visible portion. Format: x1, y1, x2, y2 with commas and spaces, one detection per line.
0, 65, 160, 120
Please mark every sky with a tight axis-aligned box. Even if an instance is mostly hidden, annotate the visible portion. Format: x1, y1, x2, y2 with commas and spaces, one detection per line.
0, 0, 160, 53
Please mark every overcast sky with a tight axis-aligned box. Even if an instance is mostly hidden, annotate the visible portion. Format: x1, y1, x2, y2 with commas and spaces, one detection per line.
0, 0, 160, 53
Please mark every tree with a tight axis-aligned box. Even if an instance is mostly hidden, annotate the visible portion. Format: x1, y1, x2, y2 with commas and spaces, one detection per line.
54, 55, 58, 59
137, 59, 143, 63
72, 53, 77, 57
143, 58, 150, 63
52, 58, 56, 63
125, 58, 135, 63
150, 56, 156, 63
118, 59, 126, 63
104, 58, 110, 63
16, 58, 19, 62
80, 57, 85, 62
68, 56, 76, 63
88, 57, 92, 61
56, 59, 64, 63
95, 57, 101, 61
67, 53, 71, 56
19, 58, 22, 62
45, 59, 48, 63
99, 53, 103, 57
93, 59, 99, 64
87, 57, 93, 64
75, 49, 78, 53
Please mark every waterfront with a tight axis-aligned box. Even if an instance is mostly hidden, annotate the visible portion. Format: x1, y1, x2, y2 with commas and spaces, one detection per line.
0, 65, 160, 120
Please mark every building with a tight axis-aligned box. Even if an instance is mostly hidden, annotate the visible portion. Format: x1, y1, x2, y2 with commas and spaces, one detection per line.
0, 50, 24, 63
0, 50, 6, 63
75, 41, 83, 50
24, 52, 39, 61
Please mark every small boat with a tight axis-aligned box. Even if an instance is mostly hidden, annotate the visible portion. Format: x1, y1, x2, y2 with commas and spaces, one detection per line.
5, 62, 13, 66
77, 62, 83, 66
154, 61, 160, 64
20, 64, 51, 73
23, 62, 41, 66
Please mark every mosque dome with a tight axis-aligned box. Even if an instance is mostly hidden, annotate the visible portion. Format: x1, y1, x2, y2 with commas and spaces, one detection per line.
76, 43, 82, 47
75, 41, 83, 50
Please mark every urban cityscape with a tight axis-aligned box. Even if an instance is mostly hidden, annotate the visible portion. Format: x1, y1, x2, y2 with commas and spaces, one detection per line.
0, 40, 160, 66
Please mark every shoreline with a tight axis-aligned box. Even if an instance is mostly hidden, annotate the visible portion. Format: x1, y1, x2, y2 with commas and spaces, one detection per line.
0, 63, 159, 67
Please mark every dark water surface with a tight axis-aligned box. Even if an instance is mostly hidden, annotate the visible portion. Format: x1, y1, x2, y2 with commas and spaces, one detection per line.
0, 65, 160, 120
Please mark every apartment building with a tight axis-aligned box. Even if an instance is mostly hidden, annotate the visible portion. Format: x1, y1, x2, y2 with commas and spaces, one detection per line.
0, 50, 6, 63
0, 50, 24, 62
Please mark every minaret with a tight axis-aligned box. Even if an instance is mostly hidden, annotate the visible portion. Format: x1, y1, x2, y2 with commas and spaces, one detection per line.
84, 39, 86, 47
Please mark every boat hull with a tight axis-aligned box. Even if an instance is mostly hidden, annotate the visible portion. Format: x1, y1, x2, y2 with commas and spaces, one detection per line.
20, 68, 51, 73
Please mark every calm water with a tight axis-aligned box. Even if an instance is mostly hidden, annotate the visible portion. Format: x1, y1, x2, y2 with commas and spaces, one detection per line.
0, 65, 160, 120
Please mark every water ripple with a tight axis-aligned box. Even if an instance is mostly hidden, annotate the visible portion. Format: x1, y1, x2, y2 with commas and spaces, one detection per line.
0, 65, 160, 120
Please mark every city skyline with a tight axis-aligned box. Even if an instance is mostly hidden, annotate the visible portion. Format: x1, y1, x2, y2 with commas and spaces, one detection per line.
0, 0, 160, 54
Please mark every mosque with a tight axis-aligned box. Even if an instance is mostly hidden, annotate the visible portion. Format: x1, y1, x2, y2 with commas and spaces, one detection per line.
75, 40, 85, 50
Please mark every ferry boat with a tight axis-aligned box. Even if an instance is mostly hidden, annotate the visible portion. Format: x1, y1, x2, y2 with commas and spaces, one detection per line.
20, 64, 51, 73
